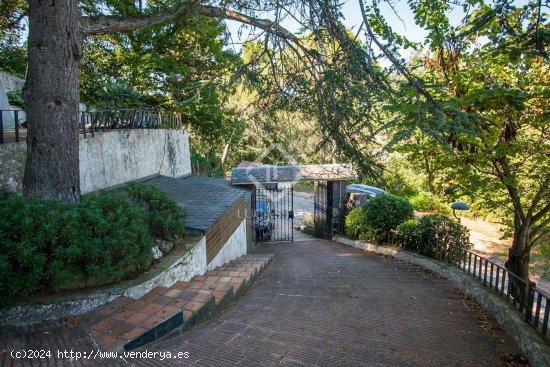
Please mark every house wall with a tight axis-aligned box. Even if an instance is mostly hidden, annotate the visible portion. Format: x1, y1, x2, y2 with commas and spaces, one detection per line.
0, 129, 191, 194
207, 220, 247, 271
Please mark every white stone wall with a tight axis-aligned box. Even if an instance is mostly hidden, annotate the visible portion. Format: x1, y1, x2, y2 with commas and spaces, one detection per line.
0, 71, 25, 93
207, 219, 248, 271
0, 129, 191, 194
124, 237, 207, 299
79, 129, 191, 193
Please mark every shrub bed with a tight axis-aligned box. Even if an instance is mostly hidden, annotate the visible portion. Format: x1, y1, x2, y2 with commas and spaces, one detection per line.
396, 214, 472, 258
345, 194, 414, 242
0, 184, 186, 307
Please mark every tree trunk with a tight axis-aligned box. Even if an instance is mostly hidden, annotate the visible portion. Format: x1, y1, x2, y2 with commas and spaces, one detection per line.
505, 219, 531, 285
221, 141, 230, 166
24, 0, 82, 203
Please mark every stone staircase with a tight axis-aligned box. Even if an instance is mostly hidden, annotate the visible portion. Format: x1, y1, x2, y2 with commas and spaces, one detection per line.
84, 254, 273, 352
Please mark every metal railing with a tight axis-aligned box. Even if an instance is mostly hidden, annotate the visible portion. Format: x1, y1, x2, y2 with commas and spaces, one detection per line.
383, 231, 550, 341
0, 110, 25, 143
1, 108, 184, 144
79, 109, 183, 138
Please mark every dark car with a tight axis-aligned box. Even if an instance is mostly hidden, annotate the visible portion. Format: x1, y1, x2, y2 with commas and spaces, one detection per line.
254, 197, 274, 240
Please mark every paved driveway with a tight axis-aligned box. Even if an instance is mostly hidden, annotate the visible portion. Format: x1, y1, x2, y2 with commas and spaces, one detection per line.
147, 240, 521, 367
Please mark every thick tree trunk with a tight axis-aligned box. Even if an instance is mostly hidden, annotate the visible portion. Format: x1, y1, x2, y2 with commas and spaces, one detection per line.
24, 0, 82, 203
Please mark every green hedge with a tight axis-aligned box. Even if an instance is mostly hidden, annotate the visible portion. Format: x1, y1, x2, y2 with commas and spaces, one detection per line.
345, 194, 414, 242
396, 214, 472, 258
0, 184, 186, 307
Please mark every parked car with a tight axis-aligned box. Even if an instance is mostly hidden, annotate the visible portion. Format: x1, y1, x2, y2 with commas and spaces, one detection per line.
254, 197, 274, 240
345, 184, 386, 210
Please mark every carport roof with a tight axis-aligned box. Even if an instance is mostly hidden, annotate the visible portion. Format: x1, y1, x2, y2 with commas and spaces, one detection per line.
231, 163, 357, 185
150, 175, 250, 233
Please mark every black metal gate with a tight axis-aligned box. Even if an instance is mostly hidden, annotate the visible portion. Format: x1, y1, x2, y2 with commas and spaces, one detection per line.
314, 181, 331, 239
253, 186, 294, 243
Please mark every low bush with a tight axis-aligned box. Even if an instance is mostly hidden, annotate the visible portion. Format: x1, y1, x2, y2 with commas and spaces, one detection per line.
124, 183, 186, 242
396, 214, 472, 258
0, 184, 186, 307
409, 191, 450, 214
345, 207, 368, 240
362, 194, 414, 241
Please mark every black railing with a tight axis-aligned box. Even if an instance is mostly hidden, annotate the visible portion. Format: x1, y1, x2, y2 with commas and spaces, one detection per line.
0, 110, 25, 143
1, 109, 183, 144
382, 231, 550, 341
79, 109, 183, 138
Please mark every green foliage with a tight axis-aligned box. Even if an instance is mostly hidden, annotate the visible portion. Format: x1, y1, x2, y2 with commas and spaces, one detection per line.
92, 83, 145, 110
190, 151, 226, 177
80, 13, 243, 158
394, 219, 421, 251
362, 194, 414, 241
397, 215, 472, 258
409, 191, 450, 214
0, 193, 66, 303
345, 194, 414, 242
6, 90, 25, 109
57, 192, 153, 286
0, 184, 186, 307
124, 183, 186, 242
345, 207, 368, 240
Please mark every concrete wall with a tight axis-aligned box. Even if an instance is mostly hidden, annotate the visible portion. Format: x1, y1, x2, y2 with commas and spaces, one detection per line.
207, 219, 248, 271
0, 141, 26, 192
0, 129, 191, 194
0, 71, 25, 93
124, 237, 207, 299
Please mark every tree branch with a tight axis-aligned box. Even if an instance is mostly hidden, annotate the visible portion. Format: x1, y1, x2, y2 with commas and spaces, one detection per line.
82, 2, 301, 45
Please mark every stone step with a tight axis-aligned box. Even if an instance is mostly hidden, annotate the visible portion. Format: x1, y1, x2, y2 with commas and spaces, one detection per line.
85, 253, 273, 352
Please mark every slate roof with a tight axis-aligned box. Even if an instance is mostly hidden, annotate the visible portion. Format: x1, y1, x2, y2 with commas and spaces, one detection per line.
231, 163, 357, 185
149, 175, 251, 233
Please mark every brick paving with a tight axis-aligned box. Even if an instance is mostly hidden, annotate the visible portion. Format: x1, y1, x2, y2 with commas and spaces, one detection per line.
1, 240, 523, 366
142, 240, 523, 367
0, 254, 273, 366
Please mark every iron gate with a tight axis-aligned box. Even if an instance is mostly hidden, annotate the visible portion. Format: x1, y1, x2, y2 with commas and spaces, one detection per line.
314, 181, 331, 239
253, 186, 293, 243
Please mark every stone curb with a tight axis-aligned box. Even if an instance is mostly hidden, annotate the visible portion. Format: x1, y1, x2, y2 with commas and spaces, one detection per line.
334, 235, 550, 367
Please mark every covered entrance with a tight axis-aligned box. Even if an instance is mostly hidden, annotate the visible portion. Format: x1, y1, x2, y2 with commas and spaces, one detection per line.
231, 164, 357, 243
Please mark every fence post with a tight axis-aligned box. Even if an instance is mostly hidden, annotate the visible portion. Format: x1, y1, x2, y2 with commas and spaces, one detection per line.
0, 111, 4, 144
525, 281, 536, 322
14, 110, 19, 143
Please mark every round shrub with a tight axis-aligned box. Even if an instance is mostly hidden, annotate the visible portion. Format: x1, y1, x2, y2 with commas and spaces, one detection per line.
345, 207, 368, 240
397, 214, 472, 258
124, 183, 187, 242
362, 194, 414, 241
409, 191, 450, 214
57, 192, 153, 286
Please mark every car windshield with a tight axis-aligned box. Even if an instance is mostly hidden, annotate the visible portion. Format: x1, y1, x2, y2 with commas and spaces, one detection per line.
255, 200, 270, 214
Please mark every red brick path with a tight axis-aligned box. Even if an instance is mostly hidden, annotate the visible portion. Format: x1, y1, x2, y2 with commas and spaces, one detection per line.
1, 240, 523, 366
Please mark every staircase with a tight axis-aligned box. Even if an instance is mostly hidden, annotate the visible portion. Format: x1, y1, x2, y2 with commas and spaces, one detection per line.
84, 254, 273, 352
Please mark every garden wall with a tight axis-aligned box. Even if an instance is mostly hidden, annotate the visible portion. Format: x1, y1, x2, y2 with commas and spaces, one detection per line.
0, 129, 191, 194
